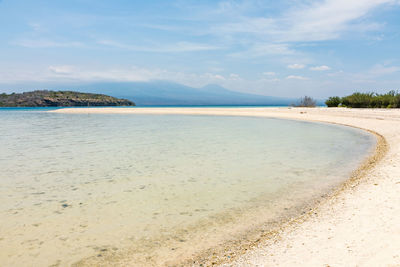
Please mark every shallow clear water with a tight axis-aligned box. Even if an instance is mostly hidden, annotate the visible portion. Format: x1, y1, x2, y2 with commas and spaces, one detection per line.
0, 109, 375, 266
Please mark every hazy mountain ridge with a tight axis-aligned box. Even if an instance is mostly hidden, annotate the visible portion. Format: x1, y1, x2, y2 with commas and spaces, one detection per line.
0, 81, 301, 106
55, 81, 295, 106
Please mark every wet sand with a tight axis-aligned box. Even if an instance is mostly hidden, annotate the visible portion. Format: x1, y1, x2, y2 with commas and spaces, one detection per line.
51, 107, 400, 266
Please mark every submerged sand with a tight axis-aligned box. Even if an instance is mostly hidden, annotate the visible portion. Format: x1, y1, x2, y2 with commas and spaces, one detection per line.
51, 107, 400, 266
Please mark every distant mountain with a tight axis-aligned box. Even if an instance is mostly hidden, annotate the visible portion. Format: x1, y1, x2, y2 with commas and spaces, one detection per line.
0, 90, 134, 107
0, 80, 298, 106
45, 81, 295, 106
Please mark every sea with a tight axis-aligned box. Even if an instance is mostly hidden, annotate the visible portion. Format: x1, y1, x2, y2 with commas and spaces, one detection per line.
0, 107, 375, 266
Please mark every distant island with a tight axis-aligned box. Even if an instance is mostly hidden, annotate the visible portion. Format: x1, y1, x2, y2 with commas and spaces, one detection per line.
0, 90, 135, 107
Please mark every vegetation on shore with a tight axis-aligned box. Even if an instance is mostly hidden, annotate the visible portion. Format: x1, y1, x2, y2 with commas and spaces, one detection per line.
0, 90, 135, 107
292, 96, 317, 107
326, 91, 400, 108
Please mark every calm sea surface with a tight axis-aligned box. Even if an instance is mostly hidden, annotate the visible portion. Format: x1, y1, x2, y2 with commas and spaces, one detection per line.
0, 108, 375, 266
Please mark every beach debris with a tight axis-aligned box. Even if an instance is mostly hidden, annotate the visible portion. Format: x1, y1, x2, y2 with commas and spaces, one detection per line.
32, 192, 45, 195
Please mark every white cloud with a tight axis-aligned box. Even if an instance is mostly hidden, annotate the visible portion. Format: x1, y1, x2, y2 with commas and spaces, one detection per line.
280, 0, 396, 42
327, 70, 344, 77
208, 66, 224, 72
253, 43, 295, 55
368, 64, 400, 76
310, 65, 331, 71
288, 64, 306, 69
262, 78, 280, 82
340, 63, 400, 81
48, 65, 75, 74
263, 72, 276, 76
211, 0, 397, 45
97, 40, 221, 52
47, 66, 160, 82
229, 43, 295, 58
229, 73, 241, 80
177, 42, 222, 52
0, 64, 234, 87
206, 73, 225, 80
28, 22, 43, 32
14, 39, 84, 48
286, 75, 308, 80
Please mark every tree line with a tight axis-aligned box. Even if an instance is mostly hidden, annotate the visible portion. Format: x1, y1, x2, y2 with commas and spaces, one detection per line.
325, 91, 400, 108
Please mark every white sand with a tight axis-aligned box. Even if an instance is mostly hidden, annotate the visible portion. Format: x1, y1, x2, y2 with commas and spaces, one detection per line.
52, 107, 400, 266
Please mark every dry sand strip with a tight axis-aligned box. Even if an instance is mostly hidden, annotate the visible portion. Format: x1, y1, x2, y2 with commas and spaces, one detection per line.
52, 107, 400, 266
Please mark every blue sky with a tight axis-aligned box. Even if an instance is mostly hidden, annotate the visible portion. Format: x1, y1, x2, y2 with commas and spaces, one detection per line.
0, 0, 399, 97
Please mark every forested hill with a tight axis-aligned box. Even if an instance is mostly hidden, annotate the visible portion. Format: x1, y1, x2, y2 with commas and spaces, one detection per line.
0, 90, 135, 107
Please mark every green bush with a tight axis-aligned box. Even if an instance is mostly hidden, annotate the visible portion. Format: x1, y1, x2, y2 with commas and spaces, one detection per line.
327, 91, 400, 108
325, 96, 341, 107
341, 92, 374, 108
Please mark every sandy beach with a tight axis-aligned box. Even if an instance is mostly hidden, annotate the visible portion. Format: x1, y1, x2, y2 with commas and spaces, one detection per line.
51, 107, 400, 266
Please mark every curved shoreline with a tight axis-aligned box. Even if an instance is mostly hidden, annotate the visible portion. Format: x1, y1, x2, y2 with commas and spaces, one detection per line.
217, 127, 388, 266
197, 125, 388, 267
50, 107, 399, 266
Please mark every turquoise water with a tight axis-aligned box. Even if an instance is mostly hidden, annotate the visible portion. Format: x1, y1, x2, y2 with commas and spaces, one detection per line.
0, 109, 375, 266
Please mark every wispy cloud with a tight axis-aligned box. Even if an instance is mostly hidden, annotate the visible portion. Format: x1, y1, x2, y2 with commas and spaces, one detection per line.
262, 78, 280, 82
286, 75, 308, 80
28, 22, 44, 32
14, 39, 84, 48
47, 65, 163, 82
97, 40, 221, 52
213, 0, 397, 43
229, 43, 296, 58
203, 0, 399, 60
279, 0, 396, 42
367, 63, 400, 76
310, 65, 331, 71
229, 73, 241, 80
251, 43, 295, 55
288, 64, 306, 69
1, 64, 247, 87
48, 65, 75, 74
263, 72, 276, 76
